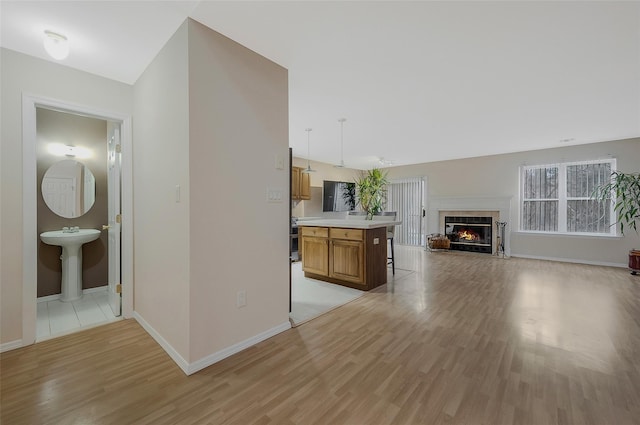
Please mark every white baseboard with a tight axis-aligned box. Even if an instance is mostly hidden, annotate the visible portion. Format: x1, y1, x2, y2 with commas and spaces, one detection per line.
37, 285, 108, 303
511, 254, 627, 268
133, 312, 292, 376
133, 312, 190, 374
37, 294, 61, 303
187, 321, 292, 375
84, 286, 108, 294
1, 339, 24, 353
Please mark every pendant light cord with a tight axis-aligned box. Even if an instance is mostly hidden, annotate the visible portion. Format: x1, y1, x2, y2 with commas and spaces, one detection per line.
305, 128, 313, 172
338, 118, 346, 167
306, 128, 311, 168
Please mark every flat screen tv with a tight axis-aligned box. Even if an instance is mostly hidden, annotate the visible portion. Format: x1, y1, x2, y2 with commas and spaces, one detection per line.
323, 180, 356, 212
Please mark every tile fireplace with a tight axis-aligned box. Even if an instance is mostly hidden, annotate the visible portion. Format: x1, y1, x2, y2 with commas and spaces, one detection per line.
444, 216, 493, 254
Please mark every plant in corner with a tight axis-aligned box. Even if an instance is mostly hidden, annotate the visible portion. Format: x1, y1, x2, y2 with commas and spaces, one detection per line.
354, 168, 389, 219
593, 171, 640, 274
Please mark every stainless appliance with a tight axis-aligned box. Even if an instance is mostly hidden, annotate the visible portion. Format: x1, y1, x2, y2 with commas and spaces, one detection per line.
290, 217, 299, 261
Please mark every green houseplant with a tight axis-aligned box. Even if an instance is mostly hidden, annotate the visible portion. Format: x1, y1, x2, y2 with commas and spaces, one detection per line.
593, 171, 640, 274
354, 168, 389, 219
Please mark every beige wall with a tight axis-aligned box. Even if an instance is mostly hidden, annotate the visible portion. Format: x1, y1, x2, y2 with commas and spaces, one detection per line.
132, 22, 191, 359
385, 137, 640, 266
0, 48, 132, 345
187, 20, 289, 362
36, 109, 108, 297
291, 157, 361, 218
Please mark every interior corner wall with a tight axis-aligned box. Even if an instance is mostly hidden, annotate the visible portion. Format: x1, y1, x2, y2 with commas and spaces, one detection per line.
132, 22, 191, 360
186, 19, 290, 362
0, 48, 132, 346
385, 137, 640, 266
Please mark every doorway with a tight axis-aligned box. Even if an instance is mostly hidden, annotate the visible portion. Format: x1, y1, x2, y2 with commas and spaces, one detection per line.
386, 177, 426, 246
22, 94, 133, 345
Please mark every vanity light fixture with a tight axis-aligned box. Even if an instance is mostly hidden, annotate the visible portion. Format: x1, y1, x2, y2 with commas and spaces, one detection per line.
65, 145, 76, 157
335, 118, 346, 168
43, 30, 69, 60
47, 143, 91, 159
302, 128, 316, 173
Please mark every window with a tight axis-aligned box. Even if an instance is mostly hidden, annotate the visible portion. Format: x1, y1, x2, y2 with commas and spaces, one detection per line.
520, 159, 615, 235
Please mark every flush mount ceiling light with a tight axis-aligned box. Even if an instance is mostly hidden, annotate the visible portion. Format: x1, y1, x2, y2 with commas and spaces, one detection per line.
43, 30, 69, 60
378, 157, 395, 166
302, 128, 316, 173
335, 118, 346, 168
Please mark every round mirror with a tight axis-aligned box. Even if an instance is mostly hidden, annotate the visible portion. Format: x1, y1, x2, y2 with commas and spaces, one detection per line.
42, 159, 96, 218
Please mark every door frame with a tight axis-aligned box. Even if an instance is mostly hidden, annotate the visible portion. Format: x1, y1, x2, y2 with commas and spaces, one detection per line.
22, 93, 133, 345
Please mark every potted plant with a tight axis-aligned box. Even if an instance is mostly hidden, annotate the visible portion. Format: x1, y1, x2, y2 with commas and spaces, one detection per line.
593, 171, 640, 274
354, 168, 389, 219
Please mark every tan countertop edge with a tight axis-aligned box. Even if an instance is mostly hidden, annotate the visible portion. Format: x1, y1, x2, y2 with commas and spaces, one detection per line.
297, 219, 402, 229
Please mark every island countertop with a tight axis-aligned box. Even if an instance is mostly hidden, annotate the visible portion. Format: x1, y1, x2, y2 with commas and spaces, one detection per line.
297, 219, 401, 229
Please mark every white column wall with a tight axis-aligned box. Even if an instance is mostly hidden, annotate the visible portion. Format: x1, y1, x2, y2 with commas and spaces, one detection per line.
187, 20, 290, 364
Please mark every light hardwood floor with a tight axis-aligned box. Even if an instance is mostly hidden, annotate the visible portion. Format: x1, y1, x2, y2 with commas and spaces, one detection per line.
2, 248, 640, 424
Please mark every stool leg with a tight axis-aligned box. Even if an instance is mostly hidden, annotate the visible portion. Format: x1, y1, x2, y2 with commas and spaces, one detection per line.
390, 237, 395, 275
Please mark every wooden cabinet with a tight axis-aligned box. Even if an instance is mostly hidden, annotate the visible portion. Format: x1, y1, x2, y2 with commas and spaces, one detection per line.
291, 167, 301, 199
330, 239, 364, 284
300, 225, 386, 290
301, 227, 329, 276
300, 171, 311, 200
329, 228, 364, 284
291, 166, 311, 200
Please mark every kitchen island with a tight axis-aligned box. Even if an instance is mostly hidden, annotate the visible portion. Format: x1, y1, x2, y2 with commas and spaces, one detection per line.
299, 219, 400, 291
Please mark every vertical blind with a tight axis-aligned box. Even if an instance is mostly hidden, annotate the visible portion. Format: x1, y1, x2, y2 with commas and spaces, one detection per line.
387, 177, 424, 246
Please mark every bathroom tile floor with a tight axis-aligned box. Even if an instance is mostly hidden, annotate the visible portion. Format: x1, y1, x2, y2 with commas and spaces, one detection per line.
37, 290, 121, 341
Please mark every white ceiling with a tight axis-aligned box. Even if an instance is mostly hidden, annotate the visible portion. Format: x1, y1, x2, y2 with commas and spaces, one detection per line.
2, 1, 639, 169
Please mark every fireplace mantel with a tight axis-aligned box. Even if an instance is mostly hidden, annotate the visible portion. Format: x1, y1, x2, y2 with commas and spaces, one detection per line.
426, 196, 513, 255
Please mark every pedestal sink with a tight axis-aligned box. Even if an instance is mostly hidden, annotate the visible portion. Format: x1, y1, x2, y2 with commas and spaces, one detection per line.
40, 229, 101, 302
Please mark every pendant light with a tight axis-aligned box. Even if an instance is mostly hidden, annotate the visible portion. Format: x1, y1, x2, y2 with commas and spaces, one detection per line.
302, 128, 316, 173
335, 118, 346, 168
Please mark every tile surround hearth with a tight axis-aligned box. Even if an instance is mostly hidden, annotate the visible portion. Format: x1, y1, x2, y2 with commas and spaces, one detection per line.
427, 196, 512, 255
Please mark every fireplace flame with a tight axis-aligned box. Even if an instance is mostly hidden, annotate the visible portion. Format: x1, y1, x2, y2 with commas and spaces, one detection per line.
458, 230, 479, 241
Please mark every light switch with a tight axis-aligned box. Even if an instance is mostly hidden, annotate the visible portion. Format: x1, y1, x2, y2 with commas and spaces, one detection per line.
237, 290, 246, 308
373, 238, 380, 244
267, 187, 283, 203
275, 155, 285, 170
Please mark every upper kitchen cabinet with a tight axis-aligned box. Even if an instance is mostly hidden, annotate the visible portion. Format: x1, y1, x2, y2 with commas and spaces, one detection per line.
300, 172, 311, 200
292, 166, 311, 200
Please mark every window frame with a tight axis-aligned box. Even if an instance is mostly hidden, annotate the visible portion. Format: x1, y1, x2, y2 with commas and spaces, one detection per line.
520, 159, 617, 236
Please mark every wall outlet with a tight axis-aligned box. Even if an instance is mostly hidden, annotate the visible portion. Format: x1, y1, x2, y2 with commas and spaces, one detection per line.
236, 290, 247, 308
373, 237, 380, 244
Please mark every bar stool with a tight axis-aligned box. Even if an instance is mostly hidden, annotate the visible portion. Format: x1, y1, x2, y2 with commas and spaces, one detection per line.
373, 212, 397, 274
